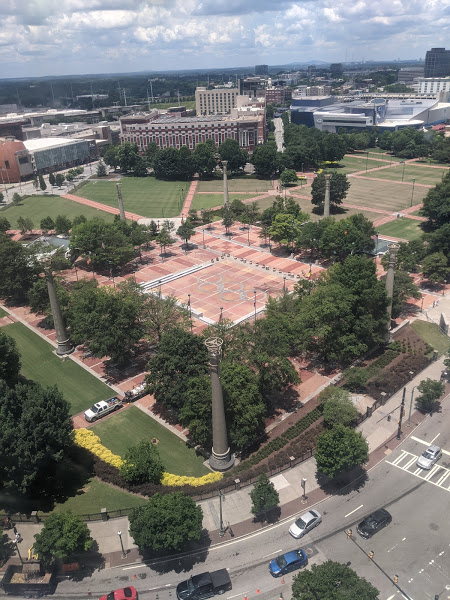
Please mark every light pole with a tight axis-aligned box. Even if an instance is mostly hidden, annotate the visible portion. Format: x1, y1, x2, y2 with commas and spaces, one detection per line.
202, 225, 205, 249
401, 161, 406, 182
253, 290, 257, 322
219, 490, 225, 537
283, 276, 286, 293
247, 224, 251, 246
407, 385, 418, 427
117, 530, 126, 558
410, 178, 416, 207
365, 151, 369, 172
219, 306, 223, 322
188, 293, 192, 331
375, 232, 379, 254
301, 478, 307, 504
14, 538, 23, 565
396, 387, 406, 440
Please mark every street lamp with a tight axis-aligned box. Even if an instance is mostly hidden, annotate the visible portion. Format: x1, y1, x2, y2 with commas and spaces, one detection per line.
400, 161, 406, 182
301, 478, 307, 504
253, 290, 257, 322
375, 232, 379, 254
410, 178, 416, 207
219, 490, 225, 537
283, 276, 286, 293
396, 387, 406, 440
117, 530, 126, 559
407, 385, 418, 427
365, 151, 369, 173
247, 224, 251, 246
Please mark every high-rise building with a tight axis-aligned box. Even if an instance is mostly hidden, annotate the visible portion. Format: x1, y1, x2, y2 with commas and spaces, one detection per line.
195, 87, 239, 116
255, 64, 268, 76
424, 48, 450, 78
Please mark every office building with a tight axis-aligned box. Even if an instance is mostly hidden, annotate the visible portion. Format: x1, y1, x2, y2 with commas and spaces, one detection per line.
195, 87, 239, 116
255, 65, 269, 76
424, 48, 450, 78
239, 77, 267, 99
417, 77, 450, 95
24, 138, 90, 174
397, 67, 424, 85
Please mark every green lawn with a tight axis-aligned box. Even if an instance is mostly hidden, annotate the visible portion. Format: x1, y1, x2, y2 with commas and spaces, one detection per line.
191, 193, 260, 211
2, 322, 115, 415
53, 477, 146, 516
344, 178, 429, 212
0, 195, 115, 228
329, 156, 391, 175
197, 177, 273, 193
92, 406, 209, 477
411, 320, 450, 355
377, 217, 423, 241
362, 163, 447, 186
76, 177, 187, 218
0, 306, 7, 318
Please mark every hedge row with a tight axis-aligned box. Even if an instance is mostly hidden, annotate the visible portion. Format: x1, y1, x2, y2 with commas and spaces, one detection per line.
229, 406, 323, 475
343, 348, 399, 391
367, 353, 431, 401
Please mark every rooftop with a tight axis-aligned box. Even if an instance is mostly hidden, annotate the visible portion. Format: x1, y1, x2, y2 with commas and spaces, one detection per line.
23, 137, 88, 151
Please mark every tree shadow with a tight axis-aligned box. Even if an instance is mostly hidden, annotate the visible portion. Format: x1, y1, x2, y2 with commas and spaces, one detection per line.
252, 506, 281, 524
316, 466, 368, 496
142, 530, 211, 575
67, 542, 105, 581
0, 533, 16, 566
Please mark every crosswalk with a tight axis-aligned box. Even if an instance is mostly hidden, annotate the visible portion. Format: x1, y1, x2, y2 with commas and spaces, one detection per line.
386, 450, 450, 492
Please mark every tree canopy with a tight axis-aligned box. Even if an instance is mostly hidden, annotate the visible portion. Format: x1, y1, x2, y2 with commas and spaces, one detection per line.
120, 441, 164, 485
0, 330, 21, 386
250, 473, 280, 522
420, 172, 450, 230
33, 512, 93, 565
0, 233, 38, 301
314, 425, 369, 478
311, 172, 350, 211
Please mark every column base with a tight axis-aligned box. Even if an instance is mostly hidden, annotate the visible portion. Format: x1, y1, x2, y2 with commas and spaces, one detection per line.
209, 449, 235, 472
56, 339, 74, 356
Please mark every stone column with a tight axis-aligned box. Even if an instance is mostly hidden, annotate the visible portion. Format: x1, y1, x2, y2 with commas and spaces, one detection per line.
323, 173, 331, 218
205, 337, 234, 471
385, 243, 399, 343
222, 160, 229, 209
45, 268, 73, 355
115, 183, 126, 222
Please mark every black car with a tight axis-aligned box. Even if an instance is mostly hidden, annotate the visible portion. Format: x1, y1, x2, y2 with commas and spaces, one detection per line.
356, 509, 392, 539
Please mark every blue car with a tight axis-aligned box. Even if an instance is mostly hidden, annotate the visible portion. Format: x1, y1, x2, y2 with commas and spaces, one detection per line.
269, 548, 308, 577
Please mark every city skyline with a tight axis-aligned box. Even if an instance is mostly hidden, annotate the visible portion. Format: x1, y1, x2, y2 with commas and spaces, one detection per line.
1, 0, 449, 79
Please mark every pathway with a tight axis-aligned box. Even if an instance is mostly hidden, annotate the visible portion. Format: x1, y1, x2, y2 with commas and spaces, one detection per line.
63, 193, 144, 221
180, 179, 198, 217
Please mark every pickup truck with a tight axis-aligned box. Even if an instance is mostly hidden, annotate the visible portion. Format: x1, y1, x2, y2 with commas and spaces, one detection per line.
176, 570, 231, 600
1, 562, 56, 597
84, 397, 123, 422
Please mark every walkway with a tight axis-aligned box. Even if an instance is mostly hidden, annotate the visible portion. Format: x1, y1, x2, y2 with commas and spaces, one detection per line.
63, 193, 144, 221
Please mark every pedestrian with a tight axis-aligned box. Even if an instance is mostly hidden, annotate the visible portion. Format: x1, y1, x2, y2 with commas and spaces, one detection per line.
15, 532, 21, 543
13, 526, 17, 535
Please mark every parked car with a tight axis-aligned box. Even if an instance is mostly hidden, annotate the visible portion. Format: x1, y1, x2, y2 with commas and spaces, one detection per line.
176, 569, 231, 600
269, 549, 308, 577
356, 509, 392, 539
98, 586, 138, 600
84, 397, 123, 422
289, 509, 322, 538
416, 445, 442, 470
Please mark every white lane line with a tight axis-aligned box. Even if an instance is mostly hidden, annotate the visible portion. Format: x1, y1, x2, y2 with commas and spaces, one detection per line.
227, 593, 249, 599
404, 456, 418, 470
424, 465, 441, 480
387, 543, 399, 553
385, 461, 450, 493
392, 451, 408, 466
344, 504, 363, 518
386, 596, 396, 600
123, 564, 144, 570
431, 433, 441, 444
402, 537, 406, 541
147, 586, 172, 591
411, 435, 450, 456
437, 472, 450, 486
262, 549, 282, 558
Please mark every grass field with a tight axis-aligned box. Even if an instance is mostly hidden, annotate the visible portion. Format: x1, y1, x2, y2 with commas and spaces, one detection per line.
0, 307, 7, 318
76, 177, 187, 218
92, 406, 209, 477
377, 217, 423, 241
329, 156, 391, 175
345, 178, 429, 211
411, 320, 450, 355
191, 193, 261, 211
2, 322, 114, 415
0, 195, 115, 228
197, 177, 273, 193
360, 163, 447, 186
53, 477, 146, 515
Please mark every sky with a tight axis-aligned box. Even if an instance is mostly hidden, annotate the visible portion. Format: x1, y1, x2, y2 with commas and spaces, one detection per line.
1, 0, 449, 78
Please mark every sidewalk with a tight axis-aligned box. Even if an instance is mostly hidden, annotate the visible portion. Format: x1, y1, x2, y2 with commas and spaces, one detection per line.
5, 356, 448, 572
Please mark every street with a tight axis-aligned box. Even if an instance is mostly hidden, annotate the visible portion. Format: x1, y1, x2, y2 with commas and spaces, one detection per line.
52, 394, 450, 600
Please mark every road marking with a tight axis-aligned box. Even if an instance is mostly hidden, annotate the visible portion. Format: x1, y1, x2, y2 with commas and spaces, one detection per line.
262, 549, 282, 558
123, 564, 144, 570
344, 504, 363, 518
424, 465, 441, 480
411, 435, 450, 456
431, 433, 441, 444
386, 595, 396, 600
227, 593, 249, 599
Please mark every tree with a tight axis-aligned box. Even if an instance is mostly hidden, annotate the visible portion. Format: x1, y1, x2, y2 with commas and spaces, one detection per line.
146, 327, 208, 411
144, 142, 159, 168
390, 270, 421, 318
179, 375, 213, 448
219, 138, 248, 173
251, 142, 279, 178
314, 425, 369, 478
426, 223, 450, 260
38, 174, 47, 191
292, 560, 379, 600
117, 141, 139, 174
202, 209, 213, 228
0, 233, 38, 301
129, 492, 203, 553
69, 218, 134, 269
133, 155, 148, 177
68, 279, 145, 367
258, 224, 270, 247
33, 512, 93, 566
177, 220, 195, 249
0, 380, 72, 496
222, 207, 234, 234
143, 293, 190, 344
193, 142, 217, 178
420, 172, 450, 230
382, 240, 426, 273
157, 227, 175, 257
422, 252, 449, 285
49, 172, 56, 186
321, 388, 358, 427
54, 215, 72, 235
120, 441, 164, 485
16, 216, 33, 235
311, 172, 350, 211
65, 171, 74, 183
269, 212, 310, 250
72, 214, 87, 228
0, 330, 21, 386
12, 192, 21, 205
40, 216, 55, 233
279, 169, 298, 186
96, 160, 107, 177
250, 473, 280, 522
103, 145, 120, 170
55, 173, 65, 187
0, 216, 10, 232
416, 378, 445, 413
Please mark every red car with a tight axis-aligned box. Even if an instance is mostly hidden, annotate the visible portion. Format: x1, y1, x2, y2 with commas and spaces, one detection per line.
99, 587, 138, 600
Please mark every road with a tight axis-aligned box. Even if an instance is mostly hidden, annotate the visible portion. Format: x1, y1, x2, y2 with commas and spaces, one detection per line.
53, 394, 450, 600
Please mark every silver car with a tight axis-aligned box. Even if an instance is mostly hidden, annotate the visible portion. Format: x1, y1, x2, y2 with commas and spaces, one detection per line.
417, 445, 442, 470
289, 509, 322, 538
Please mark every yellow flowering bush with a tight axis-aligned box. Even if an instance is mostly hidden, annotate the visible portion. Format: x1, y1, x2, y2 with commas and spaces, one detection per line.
74, 429, 223, 487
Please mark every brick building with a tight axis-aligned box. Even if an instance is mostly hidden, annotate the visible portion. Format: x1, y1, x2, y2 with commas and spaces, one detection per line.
0, 137, 33, 183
